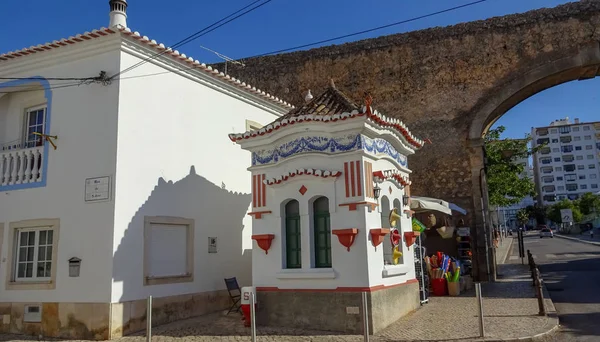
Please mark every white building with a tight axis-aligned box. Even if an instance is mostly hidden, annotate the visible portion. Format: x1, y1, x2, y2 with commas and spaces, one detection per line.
230, 84, 425, 334
531, 117, 600, 206
0, 1, 292, 339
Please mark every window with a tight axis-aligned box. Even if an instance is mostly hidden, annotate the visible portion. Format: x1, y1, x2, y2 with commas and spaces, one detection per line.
554, 158, 561, 162
590, 164, 597, 169
555, 167, 562, 171
23, 106, 46, 148
591, 174, 597, 179
584, 135, 592, 140
579, 175, 586, 180
556, 176, 563, 181
565, 174, 576, 182
566, 184, 578, 191
581, 185, 588, 190
564, 165, 576, 172
552, 148, 559, 152
573, 127, 580, 132
551, 139, 558, 143
576, 146, 582, 151
574, 136, 581, 141
557, 186, 565, 191
284, 200, 301, 269
583, 126, 590, 131
586, 145, 594, 150
576, 155, 583, 160
313, 197, 332, 268
578, 165, 585, 170
550, 129, 558, 134
7, 219, 59, 290
143, 216, 194, 286
561, 145, 573, 153
592, 184, 598, 189
558, 126, 570, 134
588, 155, 595, 159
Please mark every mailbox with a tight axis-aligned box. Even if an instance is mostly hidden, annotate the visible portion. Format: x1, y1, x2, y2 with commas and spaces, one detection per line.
68, 257, 81, 277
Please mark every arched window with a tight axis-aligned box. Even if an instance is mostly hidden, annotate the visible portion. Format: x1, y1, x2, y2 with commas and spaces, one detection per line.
380, 196, 393, 265
284, 200, 301, 269
313, 197, 332, 268
392, 198, 404, 265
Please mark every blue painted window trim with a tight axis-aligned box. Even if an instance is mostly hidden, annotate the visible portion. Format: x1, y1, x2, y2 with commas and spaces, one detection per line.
0, 77, 52, 191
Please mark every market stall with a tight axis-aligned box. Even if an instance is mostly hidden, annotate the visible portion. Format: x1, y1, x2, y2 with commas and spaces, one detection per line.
410, 196, 473, 296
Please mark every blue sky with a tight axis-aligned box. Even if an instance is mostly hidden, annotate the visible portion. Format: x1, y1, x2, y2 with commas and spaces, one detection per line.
1, 0, 597, 138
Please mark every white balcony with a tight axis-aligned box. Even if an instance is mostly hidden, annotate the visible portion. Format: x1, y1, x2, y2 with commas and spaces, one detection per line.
0, 146, 44, 188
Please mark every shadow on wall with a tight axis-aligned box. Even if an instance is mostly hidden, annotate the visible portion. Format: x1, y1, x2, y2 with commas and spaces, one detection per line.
112, 165, 252, 310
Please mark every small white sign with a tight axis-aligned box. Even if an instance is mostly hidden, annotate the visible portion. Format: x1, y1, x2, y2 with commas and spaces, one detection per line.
560, 209, 573, 223
85, 176, 111, 202
346, 307, 360, 315
208, 237, 217, 253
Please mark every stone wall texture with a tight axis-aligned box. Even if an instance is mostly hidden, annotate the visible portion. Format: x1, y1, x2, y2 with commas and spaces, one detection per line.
216, 1, 600, 226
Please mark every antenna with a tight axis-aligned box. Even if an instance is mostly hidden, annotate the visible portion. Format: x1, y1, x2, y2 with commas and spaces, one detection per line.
200, 45, 245, 74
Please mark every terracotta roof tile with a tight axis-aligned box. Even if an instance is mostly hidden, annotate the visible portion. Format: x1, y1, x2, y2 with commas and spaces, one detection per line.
0, 26, 293, 110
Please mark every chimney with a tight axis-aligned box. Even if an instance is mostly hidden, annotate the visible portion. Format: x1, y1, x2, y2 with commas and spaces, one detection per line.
574, 118, 580, 124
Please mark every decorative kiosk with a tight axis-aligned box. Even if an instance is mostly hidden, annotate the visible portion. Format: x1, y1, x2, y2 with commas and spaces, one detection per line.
228, 82, 426, 334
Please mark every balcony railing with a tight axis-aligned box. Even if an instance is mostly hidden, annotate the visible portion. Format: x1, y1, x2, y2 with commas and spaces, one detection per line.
0, 146, 44, 187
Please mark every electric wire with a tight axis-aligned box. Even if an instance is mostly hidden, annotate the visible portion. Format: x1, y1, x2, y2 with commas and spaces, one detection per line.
111, 0, 274, 80
243, 0, 488, 58
0, 0, 487, 94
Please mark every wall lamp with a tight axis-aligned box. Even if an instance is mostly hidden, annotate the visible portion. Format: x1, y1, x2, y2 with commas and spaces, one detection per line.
402, 194, 410, 206
373, 183, 381, 200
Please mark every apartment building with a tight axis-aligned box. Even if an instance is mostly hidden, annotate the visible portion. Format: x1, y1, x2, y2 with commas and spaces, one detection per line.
531, 117, 600, 206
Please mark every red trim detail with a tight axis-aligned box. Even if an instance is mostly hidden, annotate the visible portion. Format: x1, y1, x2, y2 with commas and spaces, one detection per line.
251, 234, 275, 254
370, 229, 390, 247
350, 161, 356, 197
256, 279, 419, 292
404, 232, 419, 248
332, 228, 359, 251
261, 174, 266, 207
339, 201, 377, 211
252, 175, 257, 208
355, 160, 362, 197
248, 211, 272, 219
344, 162, 350, 197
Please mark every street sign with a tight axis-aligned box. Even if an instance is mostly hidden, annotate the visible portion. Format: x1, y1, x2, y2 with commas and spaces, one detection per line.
560, 209, 573, 223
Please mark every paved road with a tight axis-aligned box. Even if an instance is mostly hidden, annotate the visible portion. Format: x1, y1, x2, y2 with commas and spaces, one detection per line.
507, 232, 600, 341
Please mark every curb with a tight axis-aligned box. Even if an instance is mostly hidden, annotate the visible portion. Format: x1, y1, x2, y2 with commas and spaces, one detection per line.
554, 234, 600, 246
500, 237, 514, 265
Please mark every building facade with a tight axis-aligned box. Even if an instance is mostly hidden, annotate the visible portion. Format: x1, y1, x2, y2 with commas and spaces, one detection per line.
230, 84, 424, 334
531, 117, 600, 206
0, 1, 292, 339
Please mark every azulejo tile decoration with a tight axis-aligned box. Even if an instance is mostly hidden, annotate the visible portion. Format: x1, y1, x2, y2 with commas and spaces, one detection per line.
251, 134, 409, 167
361, 136, 408, 167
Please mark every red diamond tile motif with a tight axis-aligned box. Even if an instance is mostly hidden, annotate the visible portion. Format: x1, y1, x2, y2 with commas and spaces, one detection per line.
299, 185, 308, 195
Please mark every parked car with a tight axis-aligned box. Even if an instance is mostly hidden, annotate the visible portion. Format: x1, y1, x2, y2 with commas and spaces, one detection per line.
540, 228, 554, 238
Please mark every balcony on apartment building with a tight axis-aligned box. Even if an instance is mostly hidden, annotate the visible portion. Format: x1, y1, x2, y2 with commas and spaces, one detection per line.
0, 85, 49, 190
594, 123, 600, 131
540, 157, 552, 165
566, 184, 578, 192
540, 166, 553, 174
536, 137, 550, 145
539, 146, 551, 155
542, 176, 554, 184
564, 164, 576, 172
562, 155, 575, 162
536, 128, 549, 136
543, 194, 556, 202
560, 136, 572, 143
542, 185, 556, 193
561, 145, 574, 153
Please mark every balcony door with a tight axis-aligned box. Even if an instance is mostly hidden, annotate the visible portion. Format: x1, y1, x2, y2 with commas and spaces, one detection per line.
23, 106, 46, 148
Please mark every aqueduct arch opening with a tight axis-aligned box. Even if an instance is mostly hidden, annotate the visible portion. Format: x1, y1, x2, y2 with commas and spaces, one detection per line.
218, 0, 600, 281
467, 42, 600, 281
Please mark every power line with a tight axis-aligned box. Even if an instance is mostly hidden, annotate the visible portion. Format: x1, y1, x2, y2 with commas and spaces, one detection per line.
243, 0, 488, 58
0, 77, 95, 81
111, 0, 274, 80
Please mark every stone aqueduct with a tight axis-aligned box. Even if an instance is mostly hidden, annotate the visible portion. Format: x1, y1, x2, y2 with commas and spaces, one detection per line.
217, 1, 600, 280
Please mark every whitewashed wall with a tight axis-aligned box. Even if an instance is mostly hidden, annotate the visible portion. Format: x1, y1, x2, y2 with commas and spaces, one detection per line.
0, 41, 121, 303
111, 51, 282, 302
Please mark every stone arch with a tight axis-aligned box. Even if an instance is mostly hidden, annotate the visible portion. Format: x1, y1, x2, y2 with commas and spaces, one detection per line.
468, 42, 600, 141
465, 42, 600, 282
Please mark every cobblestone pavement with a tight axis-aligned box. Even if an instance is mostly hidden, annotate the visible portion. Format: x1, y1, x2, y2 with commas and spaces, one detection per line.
1, 238, 556, 342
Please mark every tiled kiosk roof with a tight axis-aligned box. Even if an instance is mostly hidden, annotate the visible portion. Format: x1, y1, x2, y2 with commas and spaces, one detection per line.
0, 26, 293, 110
229, 82, 426, 149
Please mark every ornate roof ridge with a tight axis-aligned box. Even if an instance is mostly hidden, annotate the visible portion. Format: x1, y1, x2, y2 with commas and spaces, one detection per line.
228, 87, 425, 149
0, 26, 294, 110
